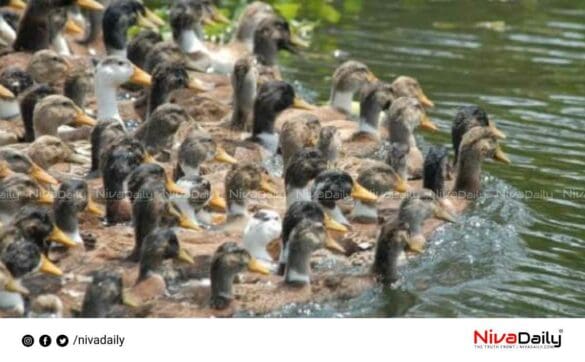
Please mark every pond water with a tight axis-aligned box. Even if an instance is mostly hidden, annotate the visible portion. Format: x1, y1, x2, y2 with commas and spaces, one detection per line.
158, 0, 585, 317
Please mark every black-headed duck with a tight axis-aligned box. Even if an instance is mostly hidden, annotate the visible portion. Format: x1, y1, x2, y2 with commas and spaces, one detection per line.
79, 270, 138, 317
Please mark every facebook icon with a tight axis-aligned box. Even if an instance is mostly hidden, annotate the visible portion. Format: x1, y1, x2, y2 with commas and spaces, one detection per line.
39, 335, 52, 347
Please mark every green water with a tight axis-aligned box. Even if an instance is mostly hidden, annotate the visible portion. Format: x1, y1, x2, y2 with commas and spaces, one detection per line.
160, 0, 585, 317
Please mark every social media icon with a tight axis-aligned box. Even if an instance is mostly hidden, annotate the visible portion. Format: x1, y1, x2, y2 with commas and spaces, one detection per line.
56, 335, 69, 347
39, 335, 52, 347
22, 335, 34, 347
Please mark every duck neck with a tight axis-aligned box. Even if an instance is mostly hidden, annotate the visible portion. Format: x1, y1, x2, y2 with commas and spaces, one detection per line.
230, 73, 257, 131
0, 98, 20, 119
454, 150, 483, 195
52, 34, 71, 56
330, 89, 353, 114
372, 226, 404, 284
209, 267, 237, 309
253, 105, 279, 153
254, 36, 278, 66
359, 98, 382, 135
351, 201, 378, 222
177, 28, 208, 54
284, 245, 312, 285
95, 77, 121, 121
389, 118, 416, 149
54, 201, 82, 244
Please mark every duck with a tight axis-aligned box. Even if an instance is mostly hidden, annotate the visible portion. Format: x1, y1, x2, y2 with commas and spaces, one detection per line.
229, 1, 275, 53
353, 81, 393, 139
88, 118, 125, 176
350, 163, 408, 224
94, 56, 152, 121
227, 55, 258, 131
63, 66, 94, 108
24, 135, 88, 169
129, 176, 200, 262
47, 5, 88, 56
223, 163, 277, 222
453, 126, 510, 196
317, 125, 342, 163
0, 147, 59, 184
241, 209, 281, 268
126, 162, 185, 204
0, 67, 30, 119
371, 218, 409, 285
0, 173, 54, 224
53, 179, 104, 245
12, 0, 104, 53
423, 145, 452, 203
1, 205, 77, 252
284, 148, 327, 207
28, 293, 64, 317
0, 0, 25, 45
311, 169, 379, 228
451, 105, 506, 165
133, 227, 194, 301
279, 113, 321, 168
209, 241, 270, 310
284, 218, 328, 286
134, 103, 193, 160
0, 261, 29, 316
174, 128, 237, 178
25, 49, 71, 85
385, 142, 410, 186
33, 94, 97, 139
101, 0, 160, 58
387, 96, 438, 179
397, 189, 457, 253
19, 84, 57, 142
79, 270, 138, 317
278, 200, 347, 276
99, 135, 151, 224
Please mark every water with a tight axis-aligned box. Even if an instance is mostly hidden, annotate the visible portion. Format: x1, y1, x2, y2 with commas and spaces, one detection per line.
163, 0, 585, 317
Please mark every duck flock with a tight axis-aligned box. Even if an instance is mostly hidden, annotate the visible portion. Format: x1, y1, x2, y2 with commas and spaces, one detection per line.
0, 0, 511, 317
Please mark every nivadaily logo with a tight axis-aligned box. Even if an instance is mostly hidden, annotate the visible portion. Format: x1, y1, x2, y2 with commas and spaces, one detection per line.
473, 329, 562, 349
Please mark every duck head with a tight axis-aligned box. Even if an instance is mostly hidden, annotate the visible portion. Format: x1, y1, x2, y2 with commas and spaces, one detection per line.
209, 241, 270, 310
454, 126, 510, 195
127, 29, 163, 69
138, 228, 193, 282
0, 68, 31, 119
252, 80, 295, 153
0, 174, 55, 226
27, 135, 87, 169
330, 60, 377, 114
359, 81, 393, 136
170, 0, 205, 54
233, 1, 275, 50
372, 219, 409, 285
2, 240, 63, 279
33, 94, 97, 137
280, 113, 321, 167
391, 76, 434, 108
176, 129, 237, 178
423, 145, 451, 198
284, 218, 327, 286
136, 103, 193, 158
127, 163, 185, 203
10, 206, 77, 251
64, 67, 94, 108
398, 189, 457, 253
19, 84, 57, 142
26, 50, 71, 84
224, 163, 276, 218
451, 105, 506, 164
80, 270, 137, 318
311, 170, 378, 228
242, 209, 281, 266
284, 148, 327, 207
171, 174, 225, 227
0, 148, 58, 185
54, 179, 103, 245
387, 97, 437, 148
351, 164, 408, 223
253, 15, 304, 67
102, 0, 160, 57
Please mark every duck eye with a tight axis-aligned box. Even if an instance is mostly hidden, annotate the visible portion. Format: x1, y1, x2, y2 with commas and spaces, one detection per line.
118, 61, 124, 66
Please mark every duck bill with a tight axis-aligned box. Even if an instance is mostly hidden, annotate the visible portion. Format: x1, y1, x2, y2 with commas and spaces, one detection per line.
0, 163, 15, 178
144, 8, 165, 27
176, 248, 195, 265
351, 182, 378, 203
493, 145, 511, 164
489, 123, 507, 140
9, 0, 26, 10
247, 258, 270, 275
188, 78, 212, 92
210, 7, 230, 25
130, 66, 152, 87
214, 147, 237, 164
166, 176, 187, 195
292, 97, 317, 111
30, 164, 58, 185
290, 33, 310, 49
38, 189, 55, 204
325, 234, 346, 254
86, 197, 105, 217
5, 278, 29, 295
143, 152, 156, 164
260, 178, 278, 195
76, 0, 105, 11
208, 192, 227, 212
366, 70, 378, 83
65, 19, 84, 35
122, 292, 139, 308
323, 213, 349, 233
0, 83, 15, 99
137, 14, 158, 30
394, 176, 409, 193
40, 255, 63, 277
178, 214, 202, 231
418, 92, 435, 108
434, 207, 457, 223
202, 17, 216, 26
48, 226, 77, 248
74, 111, 97, 127
419, 114, 438, 131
